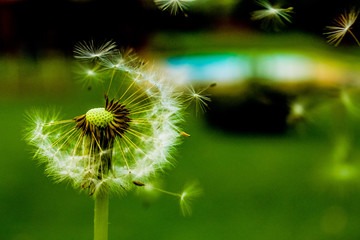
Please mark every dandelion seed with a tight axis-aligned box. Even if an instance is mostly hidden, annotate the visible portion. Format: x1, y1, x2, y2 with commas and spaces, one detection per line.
184, 83, 214, 116
180, 131, 191, 137
179, 182, 202, 216
251, 0, 293, 29
75, 65, 103, 89
324, 9, 360, 46
135, 181, 201, 216
154, 0, 194, 15
74, 40, 118, 61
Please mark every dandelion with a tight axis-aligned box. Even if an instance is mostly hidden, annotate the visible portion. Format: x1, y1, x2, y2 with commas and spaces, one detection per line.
26, 41, 198, 240
137, 180, 202, 216
74, 62, 103, 89
179, 181, 202, 216
184, 83, 215, 116
74, 40, 118, 61
154, 0, 194, 15
324, 9, 360, 46
251, 0, 293, 29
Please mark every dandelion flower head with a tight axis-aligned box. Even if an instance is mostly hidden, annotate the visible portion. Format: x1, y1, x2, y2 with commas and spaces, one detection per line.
26, 41, 184, 196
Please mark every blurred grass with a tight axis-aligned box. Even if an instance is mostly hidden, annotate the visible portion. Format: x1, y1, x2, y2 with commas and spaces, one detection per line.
2, 57, 360, 240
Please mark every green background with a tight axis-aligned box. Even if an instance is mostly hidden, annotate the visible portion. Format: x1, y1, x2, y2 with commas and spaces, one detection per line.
2, 0, 360, 237
2, 54, 360, 240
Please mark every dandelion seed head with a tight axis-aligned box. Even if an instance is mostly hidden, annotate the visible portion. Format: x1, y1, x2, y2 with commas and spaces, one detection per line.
85, 108, 114, 128
26, 41, 185, 196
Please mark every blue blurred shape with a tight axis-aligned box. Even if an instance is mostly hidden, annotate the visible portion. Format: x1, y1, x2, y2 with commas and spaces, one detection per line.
166, 53, 252, 83
165, 52, 318, 83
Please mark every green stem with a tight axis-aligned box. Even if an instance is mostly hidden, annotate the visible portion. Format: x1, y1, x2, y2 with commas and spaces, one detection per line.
94, 193, 109, 240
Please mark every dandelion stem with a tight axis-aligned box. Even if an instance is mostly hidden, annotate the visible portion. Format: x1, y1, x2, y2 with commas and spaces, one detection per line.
94, 193, 109, 240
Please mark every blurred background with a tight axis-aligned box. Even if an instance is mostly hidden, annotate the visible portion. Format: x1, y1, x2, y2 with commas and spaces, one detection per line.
2, 0, 360, 239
